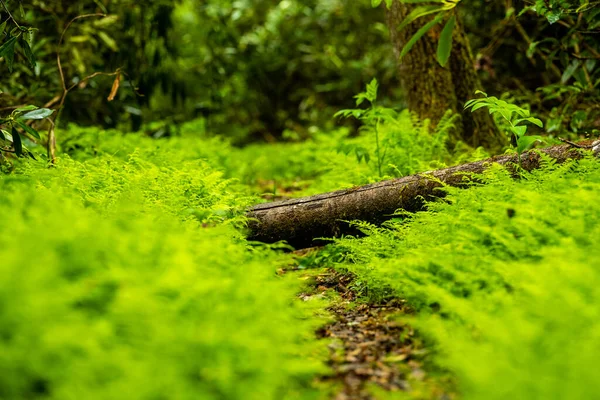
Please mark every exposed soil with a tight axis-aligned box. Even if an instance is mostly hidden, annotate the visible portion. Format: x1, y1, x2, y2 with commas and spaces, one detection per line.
300, 270, 453, 400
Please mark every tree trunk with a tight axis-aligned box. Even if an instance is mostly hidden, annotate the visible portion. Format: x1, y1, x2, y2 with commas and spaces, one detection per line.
385, 2, 506, 151
247, 142, 598, 249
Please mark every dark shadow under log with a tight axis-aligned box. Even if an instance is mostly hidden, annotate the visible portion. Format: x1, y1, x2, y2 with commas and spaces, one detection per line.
247, 141, 599, 249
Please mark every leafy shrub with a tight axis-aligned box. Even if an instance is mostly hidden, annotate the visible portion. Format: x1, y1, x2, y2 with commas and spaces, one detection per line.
0, 0, 185, 130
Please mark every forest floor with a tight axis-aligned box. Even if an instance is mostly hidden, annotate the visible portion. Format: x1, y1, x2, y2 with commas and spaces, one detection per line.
302, 270, 454, 400
2, 125, 600, 400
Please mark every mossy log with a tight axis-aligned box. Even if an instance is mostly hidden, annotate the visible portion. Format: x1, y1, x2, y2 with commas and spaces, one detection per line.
247, 142, 599, 249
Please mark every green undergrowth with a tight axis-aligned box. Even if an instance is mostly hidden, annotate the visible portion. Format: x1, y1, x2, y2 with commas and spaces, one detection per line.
329, 154, 600, 399
0, 135, 331, 399
60, 110, 482, 200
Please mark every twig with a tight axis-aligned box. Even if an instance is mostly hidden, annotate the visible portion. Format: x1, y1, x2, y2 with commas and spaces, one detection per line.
572, 53, 600, 60
38, 12, 144, 163
42, 95, 61, 109
56, 14, 106, 99
66, 70, 120, 92
0, 0, 21, 29
46, 118, 56, 163
558, 137, 593, 149
0, 104, 28, 112
44, 13, 106, 163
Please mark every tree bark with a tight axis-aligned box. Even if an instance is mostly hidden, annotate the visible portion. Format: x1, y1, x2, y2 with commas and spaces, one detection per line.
247, 142, 598, 249
385, 2, 506, 151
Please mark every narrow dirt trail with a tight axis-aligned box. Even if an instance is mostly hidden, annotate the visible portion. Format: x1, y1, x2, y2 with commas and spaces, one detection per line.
299, 271, 454, 400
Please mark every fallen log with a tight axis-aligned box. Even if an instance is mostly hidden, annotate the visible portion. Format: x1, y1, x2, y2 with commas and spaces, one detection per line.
247, 141, 600, 249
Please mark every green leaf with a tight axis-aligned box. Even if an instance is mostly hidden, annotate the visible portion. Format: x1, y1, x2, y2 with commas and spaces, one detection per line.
498, 109, 513, 122
14, 105, 37, 114
510, 125, 527, 138
19, 36, 36, 69
515, 117, 544, 128
546, 11, 561, 24
0, 36, 18, 72
97, 31, 118, 52
436, 15, 455, 67
464, 97, 488, 108
0, 129, 6, 141
20, 108, 54, 120
470, 102, 491, 112
0, 21, 7, 36
517, 135, 544, 153
0, 129, 11, 142
518, 5, 534, 16
398, 5, 447, 32
400, 13, 445, 59
366, 78, 379, 103
12, 126, 22, 157
561, 60, 581, 84
15, 120, 40, 139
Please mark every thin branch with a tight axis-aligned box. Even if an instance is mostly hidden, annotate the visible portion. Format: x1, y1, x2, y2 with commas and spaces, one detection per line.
0, 0, 21, 29
572, 53, 600, 60
66, 70, 120, 92
57, 13, 106, 95
48, 13, 143, 162
49, 13, 105, 163
583, 43, 600, 58
46, 118, 56, 163
0, 104, 28, 112
558, 137, 594, 149
42, 95, 61, 109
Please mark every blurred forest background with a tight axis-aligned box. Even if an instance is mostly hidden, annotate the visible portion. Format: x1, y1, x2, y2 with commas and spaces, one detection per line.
1, 0, 598, 145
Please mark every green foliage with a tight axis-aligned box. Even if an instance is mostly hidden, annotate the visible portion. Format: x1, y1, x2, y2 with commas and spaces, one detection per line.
0, 0, 184, 130
465, 91, 545, 159
525, 2, 600, 136
330, 155, 600, 399
0, 105, 53, 158
0, 130, 328, 400
55, 103, 471, 199
375, 0, 461, 67
464, 0, 600, 137
335, 79, 467, 181
196, 0, 398, 140
0, 0, 37, 72
336, 79, 387, 177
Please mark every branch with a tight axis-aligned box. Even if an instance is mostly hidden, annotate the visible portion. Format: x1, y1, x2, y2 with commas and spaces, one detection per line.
0, 0, 21, 29
56, 13, 106, 103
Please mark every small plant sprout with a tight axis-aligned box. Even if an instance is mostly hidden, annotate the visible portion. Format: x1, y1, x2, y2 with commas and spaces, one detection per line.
464, 91, 544, 164
335, 78, 395, 178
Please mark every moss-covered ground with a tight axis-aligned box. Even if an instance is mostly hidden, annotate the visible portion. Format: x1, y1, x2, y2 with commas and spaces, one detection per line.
1, 122, 599, 399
